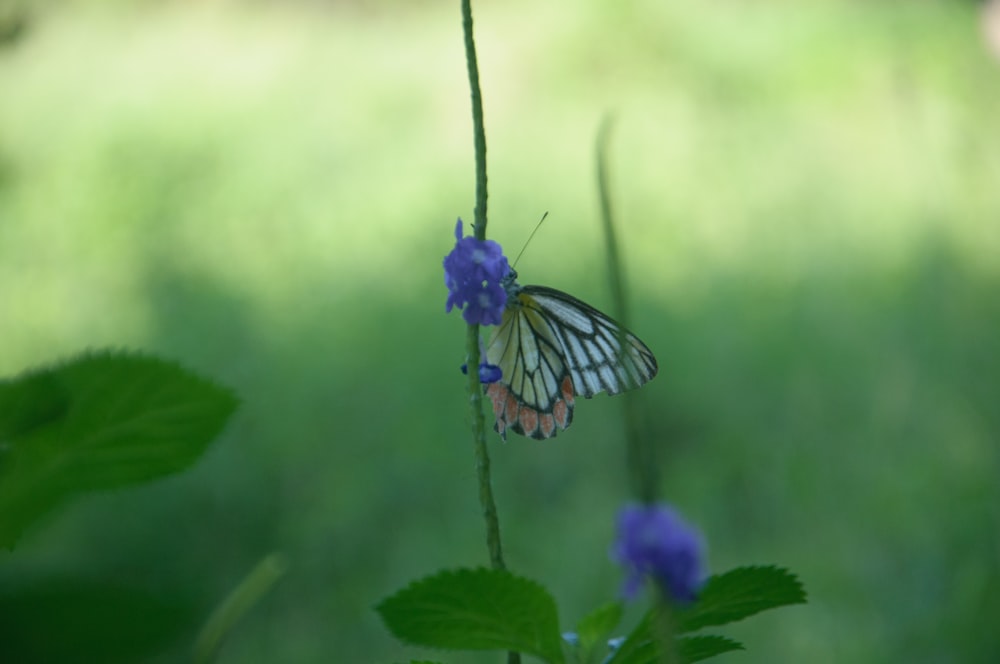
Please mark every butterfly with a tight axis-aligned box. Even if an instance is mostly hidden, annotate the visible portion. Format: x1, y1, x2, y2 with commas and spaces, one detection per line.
484, 269, 658, 439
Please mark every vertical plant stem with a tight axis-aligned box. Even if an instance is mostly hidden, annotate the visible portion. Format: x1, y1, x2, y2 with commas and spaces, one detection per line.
596, 116, 659, 504
465, 323, 506, 572
461, 0, 504, 575
653, 592, 681, 664
462, 0, 488, 240
596, 116, 629, 327
460, 3, 519, 662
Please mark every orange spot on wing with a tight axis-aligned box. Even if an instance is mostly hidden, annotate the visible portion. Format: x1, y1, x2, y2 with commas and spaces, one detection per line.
486, 383, 512, 440
538, 413, 556, 438
518, 406, 539, 436
505, 392, 519, 419
552, 399, 570, 429
561, 376, 575, 405
486, 384, 504, 417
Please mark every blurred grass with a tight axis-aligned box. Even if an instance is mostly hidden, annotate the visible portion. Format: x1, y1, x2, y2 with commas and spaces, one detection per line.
1, 0, 999, 662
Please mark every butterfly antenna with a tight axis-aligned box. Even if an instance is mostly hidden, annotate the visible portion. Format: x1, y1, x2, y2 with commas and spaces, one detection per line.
511, 212, 549, 269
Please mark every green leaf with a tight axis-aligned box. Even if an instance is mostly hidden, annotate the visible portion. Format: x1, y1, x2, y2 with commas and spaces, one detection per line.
575, 601, 624, 657
608, 611, 745, 664
677, 635, 744, 663
0, 350, 239, 547
676, 566, 807, 633
605, 609, 655, 664
376, 567, 564, 663
0, 578, 196, 664
608, 567, 806, 663
0, 369, 70, 442
606, 633, 656, 664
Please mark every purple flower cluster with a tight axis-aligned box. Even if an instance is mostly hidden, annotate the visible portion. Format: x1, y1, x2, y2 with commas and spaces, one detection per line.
444, 219, 510, 326
613, 503, 706, 604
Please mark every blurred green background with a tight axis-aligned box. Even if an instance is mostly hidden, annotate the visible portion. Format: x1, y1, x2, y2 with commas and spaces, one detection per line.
2, 0, 999, 662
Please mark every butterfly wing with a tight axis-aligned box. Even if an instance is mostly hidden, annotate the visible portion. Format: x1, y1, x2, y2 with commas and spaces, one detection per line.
522, 286, 658, 398
485, 285, 658, 439
485, 295, 576, 439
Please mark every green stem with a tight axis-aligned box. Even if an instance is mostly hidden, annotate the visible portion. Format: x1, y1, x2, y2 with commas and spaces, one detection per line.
465, 323, 505, 572
596, 115, 658, 504
597, 116, 628, 326
462, 0, 488, 239
194, 554, 288, 664
653, 591, 681, 664
459, 3, 519, 663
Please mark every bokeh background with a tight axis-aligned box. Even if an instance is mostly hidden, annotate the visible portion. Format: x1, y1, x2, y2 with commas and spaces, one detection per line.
2, 0, 999, 662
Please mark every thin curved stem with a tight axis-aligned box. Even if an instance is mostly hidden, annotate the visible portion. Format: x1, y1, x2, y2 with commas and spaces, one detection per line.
462, 0, 488, 240
596, 116, 659, 503
461, 3, 518, 663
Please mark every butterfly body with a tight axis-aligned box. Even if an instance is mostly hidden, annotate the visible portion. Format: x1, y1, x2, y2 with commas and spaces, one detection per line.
484, 270, 658, 439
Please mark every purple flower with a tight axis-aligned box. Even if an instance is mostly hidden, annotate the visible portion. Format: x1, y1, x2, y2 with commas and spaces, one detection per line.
444, 218, 510, 326
613, 503, 706, 604
461, 361, 503, 384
